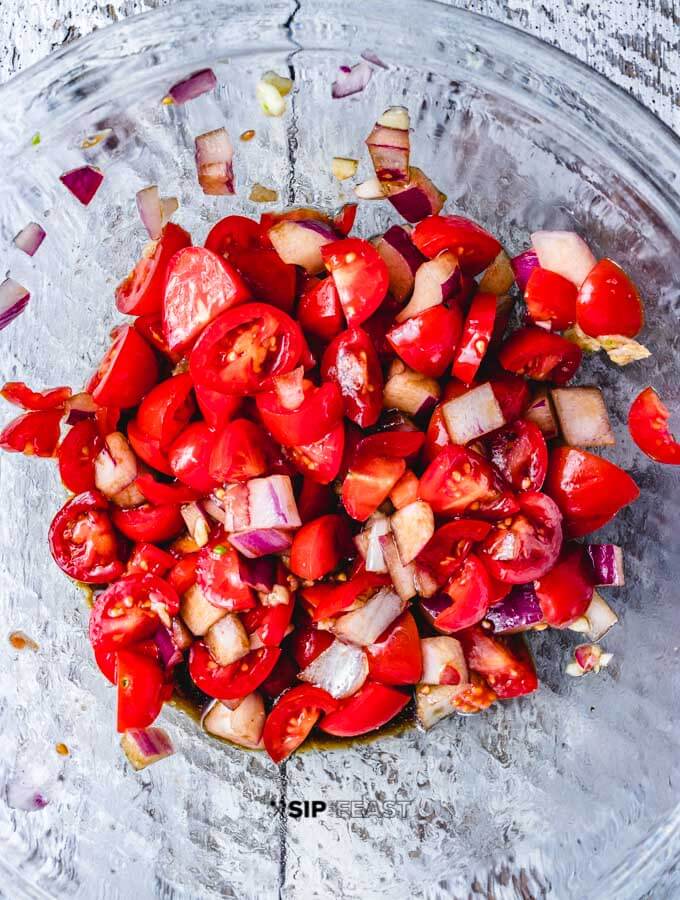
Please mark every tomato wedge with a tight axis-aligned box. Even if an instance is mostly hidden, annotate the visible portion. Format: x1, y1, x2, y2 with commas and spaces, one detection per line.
412, 215, 502, 275
111, 503, 184, 543
126, 542, 176, 577
332, 203, 357, 237
194, 384, 241, 429
458, 627, 538, 699
89, 325, 159, 408
452, 292, 496, 385
499, 327, 582, 385
576, 258, 644, 338
263, 685, 338, 762
321, 327, 383, 428
163, 246, 250, 351
209, 419, 271, 482
136, 374, 195, 451
168, 553, 199, 595
167, 422, 219, 493
195, 541, 255, 612
127, 417, 173, 476
628, 387, 680, 465
1, 382, 71, 410
434, 554, 492, 632
417, 519, 492, 587
230, 247, 297, 314
133, 314, 181, 362
318, 681, 409, 737
0, 409, 63, 457
387, 305, 463, 378
256, 381, 343, 446
289, 514, 353, 580
49, 491, 125, 583
419, 445, 497, 517
488, 419, 548, 493
321, 238, 389, 326
524, 267, 577, 331
116, 650, 166, 731
115, 223, 191, 316
342, 454, 406, 521
285, 422, 345, 484
298, 277, 344, 341
204, 214, 264, 256
535, 542, 594, 626
189, 642, 280, 700
312, 566, 391, 621
366, 612, 422, 685
135, 473, 202, 505
58, 419, 101, 493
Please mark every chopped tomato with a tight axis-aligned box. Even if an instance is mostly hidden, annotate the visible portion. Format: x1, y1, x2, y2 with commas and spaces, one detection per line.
289, 514, 353, 580
89, 325, 159, 408
209, 419, 271, 482
318, 681, 409, 737
163, 247, 250, 351
189, 642, 280, 700
263, 685, 338, 762
342, 454, 406, 521
111, 503, 184, 543
256, 381, 343, 446
1, 382, 71, 410
168, 553, 199, 594
135, 374, 195, 451
167, 422, 219, 493
576, 258, 644, 338
230, 247, 297, 313
499, 327, 582, 385
194, 383, 241, 429
115, 223, 191, 316
524, 267, 577, 331
458, 627, 538, 699
49, 491, 125, 583
535, 542, 594, 626
366, 612, 422, 685
417, 519, 492, 587
116, 650, 166, 731
204, 214, 264, 256
260, 653, 298, 699
488, 419, 548, 493
321, 238, 389, 326
545, 446, 639, 537
242, 596, 294, 648
0, 408, 62, 457
312, 567, 391, 621
434, 554, 492, 632
126, 542, 176, 577
419, 445, 497, 516
332, 203, 357, 237
321, 327, 383, 428
387, 305, 463, 378
291, 622, 334, 668
285, 422, 345, 484
135, 473, 202, 505
133, 314, 182, 362
628, 387, 680, 465
390, 469, 419, 509
195, 541, 255, 612
355, 430, 424, 463
297, 478, 335, 522
127, 417, 173, 476
58, 419, 101, 493
452, 292, 496, 385
489, 374, 531, 423
423, 405, 452, 465
298, 277, 344, 341
412, 215, 502, 275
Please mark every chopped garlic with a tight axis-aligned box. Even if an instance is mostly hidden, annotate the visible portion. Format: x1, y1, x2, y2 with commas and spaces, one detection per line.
256, 80, 286, 117
563, 323, 602, 353
262, 70, 293, 96
599, 334, 651, 366
377, 106, 410, 130
332, 157, 359, 180
249, 183, 278, 203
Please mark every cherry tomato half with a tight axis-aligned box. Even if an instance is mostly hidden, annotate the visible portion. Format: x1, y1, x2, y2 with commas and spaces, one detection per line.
57, 419, 101, 493
488, 419, 548, 493
0, 409, 63, 457
366, 611, 422, 685
49, 491, 125, 583
535, 542, 594, 626
412, 215, 502, 276
115, 223, 191, 316
524, 267, 577, 331
204, 215, 264, 256
89, 325, 159, 409
387, 305, 463, 378
499, 326, 582, 385
0, 382, 71, 410
318, 681, 409, 737
263, 684, 338, 762
209, 419, 271, 482
452, 292, 496, 385
284, 422, 345, 485
126, 542, 176, 577
298, 277, 344, 341
291, 622, 334, 668
417, 518, 492, 588
127, 418, 173, 476
458, 627, 538, 699
628, 387, 680, 465
167, 422, 219, 493
321, 238, 389, 327
576, 258, 644, 339
342, 454, 406, 521
256, 381, 343, 446
230, 248, 297, 314
321, 327, 383, 428
136, 374, 196, 451
419, 445, 497, 517
195, 541, 255, 612
111, 503, 184, 543
189, 642, 281, 700
434, 554, 492, 632
116, 650, 166, 731
289, 514, 353, 581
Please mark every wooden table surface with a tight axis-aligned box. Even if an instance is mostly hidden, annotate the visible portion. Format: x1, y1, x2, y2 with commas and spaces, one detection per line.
1, 0, 679, 135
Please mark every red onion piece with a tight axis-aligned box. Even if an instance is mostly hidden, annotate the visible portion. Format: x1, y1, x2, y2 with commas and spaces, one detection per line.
366, 119, 410, 183
60, 165, 104, 205
550, 387, 615, 447
14, 222, 46, 257
531, 230, 597, 288
136, 186, 164, 241
168, 68, 217, 104
580, 590, 618, 641
379, 533, 417, 602
153, 624, 184, 669
354, 177, 385, 200
247, 475, 301, 530
390, 500, 434, 565
361, 49, 388, 69
238, 555, 276, 592
299, 640, 369, 698
332, 586, 406, 645
383, 367, 440, 418
375, 225, 425, 303
94, 432, 138, 498
268, 220, 334, 275
195, 128, 234, 196
202, 694, 265, 749
484, 585, 544, 634
181, 502, 212, 547
586, 544, 624, 587
510, 249, 539, 293
120, 727, 175, 770
420, 636, 468, 685
205, 613, 250, 665
386, 167, 446, 223
64, 391, 97, 425
228, 528, 293, 559
0, 278, 30, 331
222, 483, 250, 531
331, 61, 373, 99
396, 251, 460, 322
524, 388, 559, 439
180, 583, 227, 636
441, 383, 506, 445
416, 683, 467, 730
363, 514, 391, 573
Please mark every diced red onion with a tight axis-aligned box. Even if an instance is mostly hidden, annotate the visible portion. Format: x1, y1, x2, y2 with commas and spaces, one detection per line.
414, 565, 439, 599
153, 624, 184, 669
379, 533, 417, 602
202, 497, 226, 524
168, 68, 217, 104
202, 694, 265, 749
238, 555, 276, 592
0, 278, 30, 331
360, 49, 388, 69
299, 640, 369, 698
441, 382, 506, 445
205, 613, 251, 666
331, 61, 373, 99
396, 251, 460, 322
64, 391, 97, 425
420, 636, 468, 685
332, 586, 406, 646
524, 388, 559, 439
273, 366, 305, 410
510, 249, 539, 293
195, 128, 234, 196
570, 643, 613, 676
247, 475, 301, 530
419, 594, 451, 623
550, 387, 615, 447
383, 368, 440, 418
171, 617, 193, 651
181, 502, 211, 547
374, 225, 425, 303
390, 500, 434, 566
120, 727, 175, 771
479, 250, 515, 295
415, 683, 468, 730
268, 220, 334, 275
136, 186, 164, 241
14, 222, 46, 257
363, 514, 391, 573
354, 177, 385, 200
259, 583, 291, 608
180, 583, 227, 636
386, 167, 446, 223
94, 432, 138, 498
366, 120, 410, 183
530, 230, 597, 288
228, 528, 292, 558
221, 483, 250, 531
484, 584, 544, 634
60, 165, 104, 205
569, 590, 618, 642
586, 545, 624, 587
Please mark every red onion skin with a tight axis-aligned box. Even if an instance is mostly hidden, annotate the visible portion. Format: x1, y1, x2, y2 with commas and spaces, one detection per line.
382, 225, 425, 274
153, 625, 183, 669
0, 279, 30, 330
420, 594, 451, 623
484, 585, 544, 633
60, 166, 104, 205
388, 186, 433, 223
360, 49, 388, 69
168, 68, 217, 104
586, 544, 624, 587
510, 249, 540, 293
331, 61, 373, 99
228, 528, 292, 559
14, 223, 46, 257
238, 556, 276, 592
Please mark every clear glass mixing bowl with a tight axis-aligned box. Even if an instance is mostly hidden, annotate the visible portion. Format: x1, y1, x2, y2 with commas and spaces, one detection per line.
0, 1, 679, 897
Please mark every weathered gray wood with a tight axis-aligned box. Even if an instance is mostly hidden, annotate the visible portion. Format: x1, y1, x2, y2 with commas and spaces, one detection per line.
1, 0, 678, 134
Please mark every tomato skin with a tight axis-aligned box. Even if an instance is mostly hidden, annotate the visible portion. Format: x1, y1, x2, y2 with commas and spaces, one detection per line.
204, 215, 264, 256
168, 553, 199, 594
628, 387, 680, 465
242, 596, 294, 648
256, 381, 344, 446
209, 419, 270, 482
298, 277, 344, 341
0, 408, 63, 457
312, 567, 391, 621
264, 685, 338, 762
115, 223, 191, 316
189, 302, 304, 396
116, 650, 166, 731
489, 375, 531, 423
136, 374, 195, 451
195, 542, 255, 612
545, 446, 640, 537
412, 215, 502, 276
189, 642, 280, 700
167, 422, 219, 493
318, 681, 409, 737
576, 259, 644, 338
1, 382, 71, 410
458, 627, 538, 699
332, 203, 357, 237
230, 248, 297, 314
90, 325, 159, 409
488, 419, 548, 493
499, 327, 582, 385
112, 503, 184, 543
423, 405, 451, 465
366, 612, 422, 685
49, 491, 125, 584
289, 514, 353, 580
133, 314, 181, 362
479, 492, 563, 584
434, 554, 492, 632
535, 542, 594, 626
417, 519, 492, 587
58, 419, 101, 493
163, 246, 251, 352
285, 422, 345, 484
291, 623, 334, 668
321, 238, 389, 327
126, 542, 176, 577
387, 305, 463, 378
135, 473, 202, 506
419, 446, 497, 517
342, 455, 406, 521
194, 384, 241, 429
321, 327, 383, 428
452, 292, 496, 385
524, 267, 577, 331
127, 417, 173, 476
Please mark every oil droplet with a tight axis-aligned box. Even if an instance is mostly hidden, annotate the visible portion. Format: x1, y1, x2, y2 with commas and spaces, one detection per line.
9, 631, 39, 652
240, 129, 256, 142
55, 743, 69, 757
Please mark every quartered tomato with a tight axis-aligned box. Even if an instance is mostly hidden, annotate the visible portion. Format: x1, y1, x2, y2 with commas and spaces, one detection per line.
321, 238, 389, 326
1, 382, 71, 410
289, 514, 353, 580
478, 491, 563, 583
126, 542, 176, 577
204, 214, 264, 256
545, 446, 640, 537
524, 267, 577, 331
412, 215, 502, 275
163, 247, 250, 351
332, 203, 357, 237
189, 642, 281, 700
417, 518, 492, 587
342, 454, 406, 521
488, 419, 548, 493
241, 596, 294, 648
195, 541, 255, 611
136, 374, 195, 451
256, 381, 343, 446
194, 383, 242, 429
576, 258, 644, 338
115, 223, 191, 316
321, 327, 383, 428
499, 327, 582, 385
167, 422, 219, 493
489, 374, 531, 423
535, 542, 594, 626
209, 418, 271, 482
366, 611, 422, 685
298, 277, 344, 341
452, 292, 496, 385
57, 419, 101, 493
458, 627, 538, 699
285, 422, 345, 484
89, 325, 159, 408
49, 491, 125, 583
133, 314, 181, 362
387, 305, 462, 378
135, 473, 202, 506
189, 303, 304, 396
111, 502, 184, 543
318, 681, 409, 737
263, 685, 338, 763
419, 445, 497, 516
312, 567, 391, 621
434, 554, 492, 632
127, 417, 173, 476
230, 248, 297, 314
116, 650, 166, 731
168, 553, 199, 595
628, 387, 680, 465
0, 409, 62, 457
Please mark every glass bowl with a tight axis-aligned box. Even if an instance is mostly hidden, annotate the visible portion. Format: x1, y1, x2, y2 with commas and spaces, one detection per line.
1, 1, 679, 897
